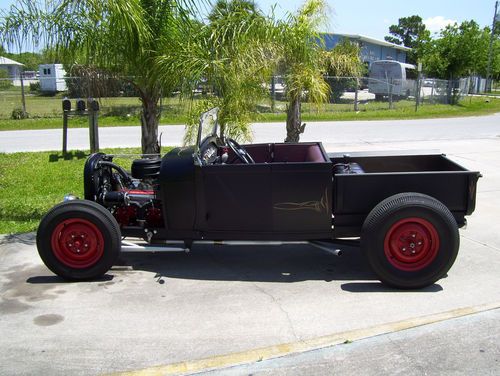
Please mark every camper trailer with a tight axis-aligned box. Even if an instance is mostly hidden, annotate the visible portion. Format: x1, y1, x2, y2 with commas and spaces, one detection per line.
39, 64, 67, 93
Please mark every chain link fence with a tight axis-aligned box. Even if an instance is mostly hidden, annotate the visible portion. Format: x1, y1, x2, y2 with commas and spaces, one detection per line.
266, 76, 488, 114
0, 75, 497, 121
0, 76, 148, 120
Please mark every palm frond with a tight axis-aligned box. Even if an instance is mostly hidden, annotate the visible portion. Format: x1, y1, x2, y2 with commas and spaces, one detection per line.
158, 0, 279, 142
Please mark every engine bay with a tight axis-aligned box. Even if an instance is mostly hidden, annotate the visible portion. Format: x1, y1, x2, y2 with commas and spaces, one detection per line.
83, 153, 164, 230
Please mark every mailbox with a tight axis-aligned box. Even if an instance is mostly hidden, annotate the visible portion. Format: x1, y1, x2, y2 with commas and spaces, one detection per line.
76, 99, 86, 112
87, 98, 100, 111
61, 98, 100, 154
62, 98, 72, 112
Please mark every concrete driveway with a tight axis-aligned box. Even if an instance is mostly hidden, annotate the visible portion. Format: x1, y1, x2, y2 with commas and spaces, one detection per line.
198, 308, 500, 375
1, 116, 500, 375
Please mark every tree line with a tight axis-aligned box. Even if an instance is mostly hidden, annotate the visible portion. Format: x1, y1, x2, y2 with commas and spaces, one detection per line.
385, 15, 500, 80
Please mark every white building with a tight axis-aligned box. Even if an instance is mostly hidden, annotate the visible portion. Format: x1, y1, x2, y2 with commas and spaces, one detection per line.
0, 56, 24, 84
39, 63, 67, 92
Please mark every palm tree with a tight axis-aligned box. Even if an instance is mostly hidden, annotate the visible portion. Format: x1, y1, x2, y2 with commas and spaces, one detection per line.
0, 0, 200, 154
278, 0, 329, 143
278, 0, 362, 142
157, 0, 278, 145
323, 39, 365, 104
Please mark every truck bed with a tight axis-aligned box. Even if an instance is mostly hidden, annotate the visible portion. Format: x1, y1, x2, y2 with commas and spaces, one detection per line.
329, 151, 481, 238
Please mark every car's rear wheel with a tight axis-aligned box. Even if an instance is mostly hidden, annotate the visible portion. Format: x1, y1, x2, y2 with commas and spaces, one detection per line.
37, 200, 121, 280
361, 193, 459, 289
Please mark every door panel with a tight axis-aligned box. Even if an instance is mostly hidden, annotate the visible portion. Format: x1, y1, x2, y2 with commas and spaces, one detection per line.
200, 164, 272, 232
271, 163, 332, 232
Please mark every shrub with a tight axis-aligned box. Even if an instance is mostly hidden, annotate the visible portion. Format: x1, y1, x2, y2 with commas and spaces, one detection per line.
11, 107, 29, 119
29, 81, 41, 92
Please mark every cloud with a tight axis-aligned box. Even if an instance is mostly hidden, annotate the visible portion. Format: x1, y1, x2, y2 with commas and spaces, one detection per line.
424, 16, 457, 34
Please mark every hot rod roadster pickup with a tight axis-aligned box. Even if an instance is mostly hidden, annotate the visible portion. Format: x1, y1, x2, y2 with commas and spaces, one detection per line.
37, 108, 480, 288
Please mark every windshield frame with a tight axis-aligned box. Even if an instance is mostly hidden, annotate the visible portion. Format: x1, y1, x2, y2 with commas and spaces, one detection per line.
193, 107, 220, 164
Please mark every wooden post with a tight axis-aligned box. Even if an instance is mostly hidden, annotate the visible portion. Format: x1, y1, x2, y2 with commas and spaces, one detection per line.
271, 75, 276, 113
389, 77, 394, 109
415, 75, 421, 112
88, 98, 99, 153
415, 62, 423, 112
62, 112, 68, 154
62, 99, 71, 155
93, 103, 99, 152
20, 72, 27, 118
354, 78, 359, 112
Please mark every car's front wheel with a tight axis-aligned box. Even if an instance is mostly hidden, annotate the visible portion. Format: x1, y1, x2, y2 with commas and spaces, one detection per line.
361, 193, 459, 289
37, 200, 121, 280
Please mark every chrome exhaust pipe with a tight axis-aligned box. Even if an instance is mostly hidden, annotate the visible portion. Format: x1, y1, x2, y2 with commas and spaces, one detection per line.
309, 241, 343, 256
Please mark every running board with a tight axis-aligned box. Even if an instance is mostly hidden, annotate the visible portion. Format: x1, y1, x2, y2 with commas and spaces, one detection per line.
120, 240, 344, 256
121, 240, 188, 253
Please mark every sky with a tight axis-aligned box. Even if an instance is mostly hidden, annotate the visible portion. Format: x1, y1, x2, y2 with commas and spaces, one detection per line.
0, 0, 498, 44
255, 0, 497, 39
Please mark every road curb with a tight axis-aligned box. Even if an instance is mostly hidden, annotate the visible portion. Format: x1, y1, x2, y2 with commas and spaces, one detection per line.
110, 301, 500, 376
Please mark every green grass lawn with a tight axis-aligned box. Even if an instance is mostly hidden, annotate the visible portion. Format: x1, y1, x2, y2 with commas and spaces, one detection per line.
0, 147, 172, 234
0, 89, 141, 117
0, 90, 190, 130
0, 112, 187, 130
1, 89, 500, 131
256, 97, 500, 121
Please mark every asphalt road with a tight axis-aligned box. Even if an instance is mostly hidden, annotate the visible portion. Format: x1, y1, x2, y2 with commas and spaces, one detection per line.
1, 114, 500, 374
1, 112, 500, 153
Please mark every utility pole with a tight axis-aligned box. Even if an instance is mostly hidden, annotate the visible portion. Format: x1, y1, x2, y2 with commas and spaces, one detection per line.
486, 1, 499, 92
415, 62, 422, 112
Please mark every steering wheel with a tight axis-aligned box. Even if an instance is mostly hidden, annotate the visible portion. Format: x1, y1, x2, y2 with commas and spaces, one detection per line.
199, 134, 221, 165
227, 138, 255, 164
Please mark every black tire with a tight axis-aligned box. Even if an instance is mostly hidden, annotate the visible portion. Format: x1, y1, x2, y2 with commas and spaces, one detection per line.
36, 200, 121, 281
361, 193, 459, 289
375, 94, 384, 101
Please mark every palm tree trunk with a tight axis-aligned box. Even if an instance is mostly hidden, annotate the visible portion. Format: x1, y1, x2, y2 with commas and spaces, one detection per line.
285, 96, 304, 143
140, 96, 160, 155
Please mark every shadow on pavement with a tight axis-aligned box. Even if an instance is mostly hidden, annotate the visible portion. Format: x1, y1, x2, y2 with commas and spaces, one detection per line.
341, 282, 443, 293
26, 274, 114, 284
23, 243, 444, 292
0, 233, 36, 246
114, 243, 377, 284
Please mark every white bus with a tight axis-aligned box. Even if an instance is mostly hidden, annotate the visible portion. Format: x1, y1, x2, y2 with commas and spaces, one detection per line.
368, 60, 416, 100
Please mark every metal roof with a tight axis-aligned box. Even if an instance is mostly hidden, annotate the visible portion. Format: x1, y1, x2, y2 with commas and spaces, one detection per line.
0, 56, 24, 66
371, 60, 416, 69
330, 33, 412, 52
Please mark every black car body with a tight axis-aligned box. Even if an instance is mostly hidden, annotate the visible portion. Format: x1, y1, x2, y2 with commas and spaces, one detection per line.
37, 108, 480, 288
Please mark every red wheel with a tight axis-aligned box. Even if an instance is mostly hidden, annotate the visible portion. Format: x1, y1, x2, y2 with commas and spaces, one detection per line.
37, 200, 121, 280
362, 193, 459, 289
384, 217, 440, 272
51, 218, 105, 269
